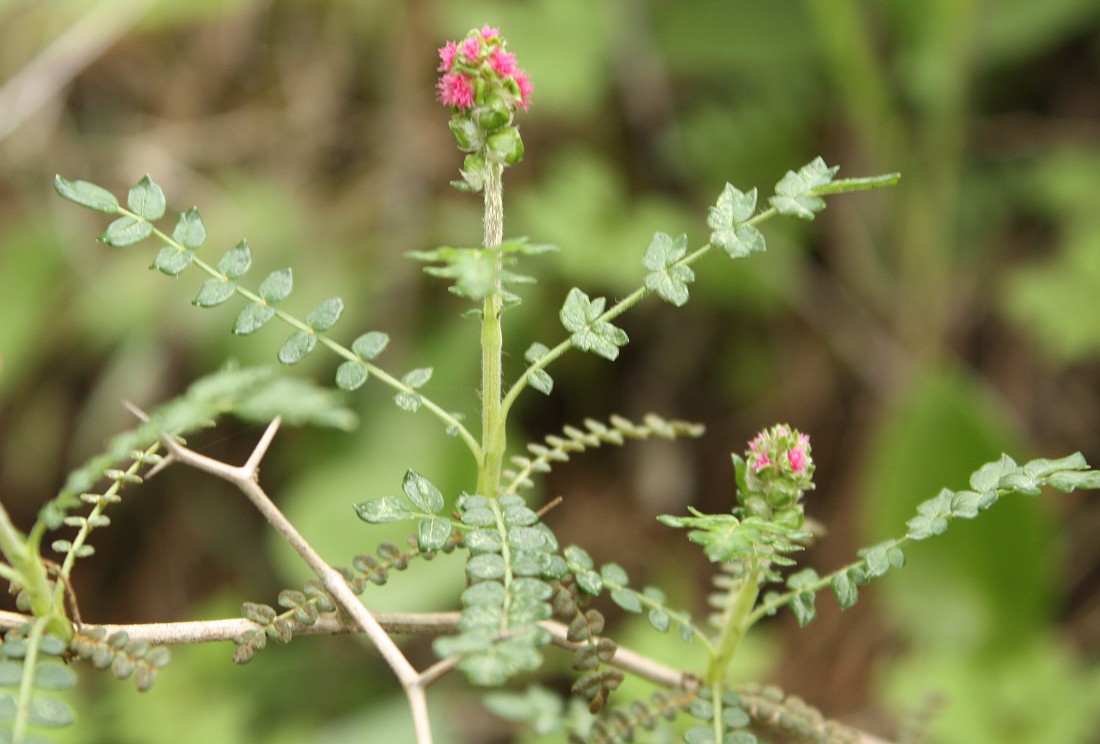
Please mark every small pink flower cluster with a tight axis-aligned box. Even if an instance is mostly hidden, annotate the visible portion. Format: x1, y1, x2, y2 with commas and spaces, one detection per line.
748, 425, 811, 475
437, 25, 532, 113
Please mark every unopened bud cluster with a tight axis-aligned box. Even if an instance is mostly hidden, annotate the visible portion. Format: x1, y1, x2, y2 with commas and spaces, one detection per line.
437, 25, 531, 180
737, 425, 814, 520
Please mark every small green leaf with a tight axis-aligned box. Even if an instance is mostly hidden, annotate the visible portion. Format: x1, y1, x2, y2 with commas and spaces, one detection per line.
418, 517, 453, 552
34, 661, 77, 690
395, 391, 421, 412
259, 268, 293, 303
28, 694, 75, 727
610, 588, 642, 613
128, 174, 167, 220
524, 343, 554, 395
355, 495, 414, 523
172, 207, 206, 249
1046, 469, 1100, 493
560, 288, 628, 361
831, 571, 858, 609
769, 157, 839, 219
790, 591, 816, 626
352, 331, 390, 360
55, 175, 119, 213
563, 545, 594, 570
708, 183, 757, 229
151, 245, 194, 276
685, 724, 717, 744
335, 361, 368, 390
403, 368, 433, 389
233, 303, 275, 335
863, 545, 892, 577
193, 278, 236, 307
600, 563, 629, 585
277, 331, 317, 365
306, 297, 344, 331
403, 469, 445, 513
643, 232, 695, 306
100, 216, 153, 247
218, 240, 253, 279
647, 608, 670, 632
467, 554, 507, 580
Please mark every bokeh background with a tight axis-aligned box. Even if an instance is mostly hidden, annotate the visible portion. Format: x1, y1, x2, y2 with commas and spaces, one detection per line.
2, 1, 1100, 742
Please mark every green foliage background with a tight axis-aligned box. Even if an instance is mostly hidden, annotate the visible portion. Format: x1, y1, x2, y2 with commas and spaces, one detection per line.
2, 0, 1100, 741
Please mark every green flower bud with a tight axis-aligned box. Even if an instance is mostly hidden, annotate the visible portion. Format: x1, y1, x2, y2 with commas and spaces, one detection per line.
485, 126, 525, 166
476, 95, 512, 131
449, 116, 484, 152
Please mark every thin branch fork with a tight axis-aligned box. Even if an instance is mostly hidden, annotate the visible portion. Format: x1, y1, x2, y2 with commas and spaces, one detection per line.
155, 417, 437, 744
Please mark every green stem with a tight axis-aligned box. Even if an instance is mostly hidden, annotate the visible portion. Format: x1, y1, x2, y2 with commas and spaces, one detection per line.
12, 616, 50, 744
478, 163, 506, 498
706, 560, 763, 684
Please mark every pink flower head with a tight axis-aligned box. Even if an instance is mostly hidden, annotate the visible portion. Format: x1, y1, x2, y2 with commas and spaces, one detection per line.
437, 40, 458, 72
788, 446, 808, 474
513, 68, 533, 111
489, 48, 517, 77
460, 36, 481, 62
752, 452, 771, 472
437, 72, 475, 110
480, 24, 500, 41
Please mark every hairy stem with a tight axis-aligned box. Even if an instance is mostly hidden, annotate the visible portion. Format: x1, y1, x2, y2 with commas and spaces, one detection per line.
478, 162, 506, 499
707, 560, 763, 684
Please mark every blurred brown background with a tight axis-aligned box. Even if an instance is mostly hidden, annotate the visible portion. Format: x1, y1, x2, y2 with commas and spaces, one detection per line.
2, 1, 1100, 742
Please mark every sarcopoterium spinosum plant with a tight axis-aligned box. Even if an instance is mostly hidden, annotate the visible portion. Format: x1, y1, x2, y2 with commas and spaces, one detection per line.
0, 23, 1092, 744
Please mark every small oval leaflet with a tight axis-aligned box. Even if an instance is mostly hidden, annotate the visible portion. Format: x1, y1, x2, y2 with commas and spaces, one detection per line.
152, 246, 194, 276
278, 331, 317, 365
100, 216, 153, 247
54, 175, 119, 213
218, 240, 253, 279
335, 360, 368, 391
233, 303, 275, 335
258, 268, 293, 303
355, 495, 414, 523
172, 207, 206, 250
306, 297, 344, 332
402, 469, 444, 513
352, 331, 390, 360
127, 174, 167, 221
194, 278, 236, 307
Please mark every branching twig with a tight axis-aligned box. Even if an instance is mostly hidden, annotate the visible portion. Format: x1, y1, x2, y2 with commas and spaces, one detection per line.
154, 417, 437, 744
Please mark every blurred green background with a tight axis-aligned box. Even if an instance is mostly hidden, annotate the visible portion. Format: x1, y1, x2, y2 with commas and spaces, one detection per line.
2, 0, 1100, 742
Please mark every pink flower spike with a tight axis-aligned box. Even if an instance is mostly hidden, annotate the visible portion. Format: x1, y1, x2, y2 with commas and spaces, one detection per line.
437, 41, 458, 72
480, 24, 500, 41
437, 72, 475, 110
513, 68, 533, 110
460, 36, 481, 62
489, 48, 517, 77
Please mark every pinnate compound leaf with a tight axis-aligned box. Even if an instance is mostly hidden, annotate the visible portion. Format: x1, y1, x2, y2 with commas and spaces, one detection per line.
643, 232, 695, 306
305, 297, 343, 331
277, 331, 317, 365
127, 174, 166, 220
560, 288, 628, 361
524, 343, 554, 395
259, 268, 293, 303
403, 469, 444, 513
233, 303, 275, 335
355, 495, 414, 523
172, 207, 206, 249
352, 331, 389, 360
769, 157, 839, 220
55, 174, 119, 213
194, 278, 236, 307
218, 240, 253, 279
100, 216, 153, 247
152, 246, 194, 276
335, 361, 368, 391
